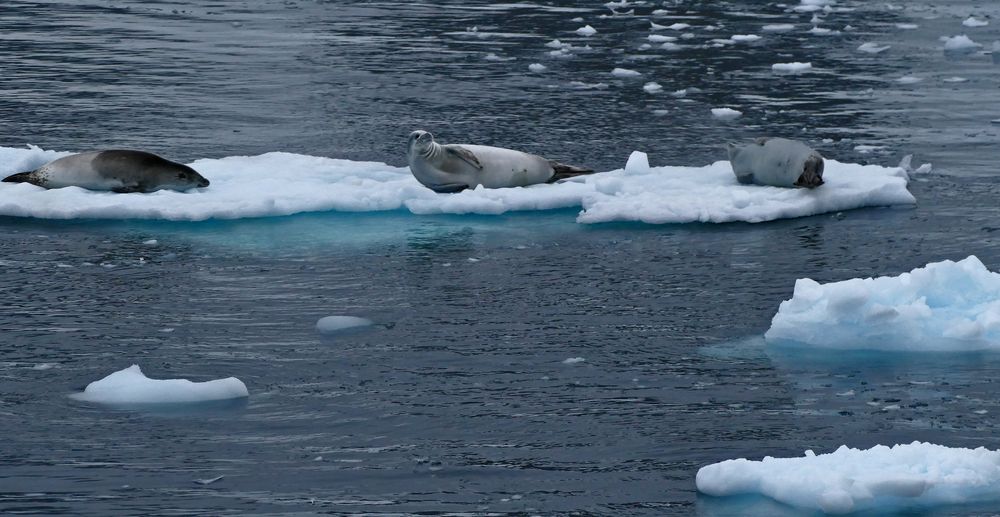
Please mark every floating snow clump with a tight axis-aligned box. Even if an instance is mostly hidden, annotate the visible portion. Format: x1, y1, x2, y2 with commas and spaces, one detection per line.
730, 34, 761, 42
642, 82, 662, 93
528, 63, 547, 72
963, 17, 989, 28
942, 34, 981, 51
772, 62, 812, 73
711, 108, 742, 120
857, 42, 891, 53
576, 25, 597, 36
698, 442, 1000, 514
316, 315, 373, 334
71, 365, 248, 404
765, 256, 1000, 351
611, 67, 641, 77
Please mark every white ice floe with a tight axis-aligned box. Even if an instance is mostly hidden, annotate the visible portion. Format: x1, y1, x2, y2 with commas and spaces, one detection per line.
896, 23, 919, 29
943, 76, 968, 83
664, 23, 690, 30
711, 107, 743, 120
647, 34, 677, 43
611, 67, 641, 77
642, 82, 663, 93
316, 315, 374, 334
730, 34, 761, 43
963, 17, 989, 28
765, 256, 1000, 352
809, 26, 840, 35
858, 42, 891, 54
697, 442, 1000, 514
71, 365, 248, 404
942, 34, 981, 51
575, 25, 597, 36
528, 63, 547, 72
762, 24, 795, 32
896, 75, 923, 84
772, 62, 812, 73
562, 357, 586, 365
0, 145, 914, 225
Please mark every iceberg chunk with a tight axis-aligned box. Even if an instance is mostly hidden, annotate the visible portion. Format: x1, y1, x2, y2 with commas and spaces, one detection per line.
71, 365, 248, 404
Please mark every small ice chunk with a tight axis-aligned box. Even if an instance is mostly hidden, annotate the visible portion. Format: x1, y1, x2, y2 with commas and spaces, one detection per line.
762, 24, 795, 32
670, 89, 688, 97
857, 42, 891, 54
484, 53, 513, 62
142, 239, 158, 245
545, 39, 567, 49
611, 67, 641, 77
942, 35, 981, 51
730, 34, 761, 42
33, 363, 56, 370
194, 475, 224, 485
896, 75, 923, 84
624, 151, 650, 175
711, 107, 742, 120
569, 81, 609, 90
316, 315, 373, 334
665, 23, 690, 30
809, 26, 840, 35
650, 21, 668, 31
854, 144, 886, 153
71, 365, 249, 404
642, 81, 662, 93
896, 23, 919, 29
648, 34, 677, 43
661, 42, 682, 51
943, 76, 968, 83
576, 25, 597, 36
963, 17, 989, 28
528, 63, 547, 72
772, 62, 812, 73
652, 109, 670, 116
562, 357, 586, 364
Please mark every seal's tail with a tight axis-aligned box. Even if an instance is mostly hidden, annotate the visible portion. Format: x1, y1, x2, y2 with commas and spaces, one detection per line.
548, 161, 595, 182
2, 172, 32, 183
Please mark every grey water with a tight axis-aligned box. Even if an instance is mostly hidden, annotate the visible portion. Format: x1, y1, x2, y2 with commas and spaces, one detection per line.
1, 0, 1000, 515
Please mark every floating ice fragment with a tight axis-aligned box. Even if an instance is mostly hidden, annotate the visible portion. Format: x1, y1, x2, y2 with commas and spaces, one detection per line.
576, 25, 597, 36
142, 239, 158, 245
896, 75, 922, 84
648, 34, 676, 43
857, 42, 891, 54
545, 39, 567, 49
642, 82, 662, 93
624, 151, 650, 175
963, 17, 989, 28
665, 23, 690, 30
854, 144, 886, 153
611, 67, 641, 77
562, 357, 586, 364
711, 108, 742, 120
661, 42, 682, 51
528, 63, 547, 72
762, 24, 795, 32
809, 26, 840, 35
650, 21, 668, 31
316, 315, 373, 334
697, 442, 1000, 514
765, 256, 1000, 352
730, 34, 761, 42
569, 81, 609, 89
484, 53, 514, 62
896, 23, 919, 29
71, 365, 249, 404
942, 34, 981, 52
772, 62, 812, 73
943, 76, 968, 82
194, 475, 224, 485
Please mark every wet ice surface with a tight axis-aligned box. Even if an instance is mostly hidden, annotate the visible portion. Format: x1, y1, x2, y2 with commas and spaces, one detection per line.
2, 0, 1000, 515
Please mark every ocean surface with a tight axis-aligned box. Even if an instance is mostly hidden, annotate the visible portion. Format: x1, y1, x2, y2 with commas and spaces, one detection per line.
2, 0, 1000, 515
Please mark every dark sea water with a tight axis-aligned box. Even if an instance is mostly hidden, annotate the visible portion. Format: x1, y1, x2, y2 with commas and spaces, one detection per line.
2, 1, 1000, 515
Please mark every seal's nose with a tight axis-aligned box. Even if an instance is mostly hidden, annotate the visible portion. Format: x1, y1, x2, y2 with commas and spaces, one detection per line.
199, 177, 210, 188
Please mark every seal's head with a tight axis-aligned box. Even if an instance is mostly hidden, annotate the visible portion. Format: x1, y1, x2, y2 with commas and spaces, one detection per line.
407, 130, 435, 157
166, 164, 210, 190
794, 152, 824, 188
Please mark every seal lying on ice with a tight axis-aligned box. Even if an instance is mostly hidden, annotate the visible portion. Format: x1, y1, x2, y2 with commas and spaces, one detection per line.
2, 150, 210, 193
407, 130, 594, 193
727, 138, 824, 188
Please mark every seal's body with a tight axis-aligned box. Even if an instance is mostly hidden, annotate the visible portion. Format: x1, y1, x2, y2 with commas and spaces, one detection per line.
2, 150, 210, 193
727, 138, 824, 188
407, 131, 594, 193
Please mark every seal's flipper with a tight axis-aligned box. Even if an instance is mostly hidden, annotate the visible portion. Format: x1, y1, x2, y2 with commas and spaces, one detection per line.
430, 183, 469, 194
548, 161, 595, 182
445, 146, 483, 170
2, 171, 34, 183
736, 174, 755, 185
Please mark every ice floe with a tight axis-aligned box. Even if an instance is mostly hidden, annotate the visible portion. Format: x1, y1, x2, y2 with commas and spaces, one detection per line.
0, 145, 914, 225
858, 42, 891, 54
575, 25, 597, 36
697, 442, 1000, 514
71, 365, 248, 404
772, 62, 812, 73
942, 34, 981, 52
762, 24, 795, 32
963, 17, 989, 28
766, 256, 1000, 352
528, 63, 547, 72
316, 315, 374, 334
711, 107, 743, 120
642, 82, 662, 93
611, 67, 641, 77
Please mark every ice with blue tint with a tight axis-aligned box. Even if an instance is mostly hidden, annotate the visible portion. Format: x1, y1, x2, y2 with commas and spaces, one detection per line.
70, 365, 249, 404
766, 256, 1000, 351
697, 442, 1000, 515
316, 315, 373, 334
0, 145, 915, 225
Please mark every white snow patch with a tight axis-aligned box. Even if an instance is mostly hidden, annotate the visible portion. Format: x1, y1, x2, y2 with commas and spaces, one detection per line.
942, 34, 981, 51
858, 42, 891, 54
772, 62, 812, 73
963, 17, 989, 28
642, 82, 663, 93
765, 256, 1000, 352
71, 365, 248, 404
611, 67, 641, 77
697, 442, 1000, 514
575, 25, 597, 36
528, 63, 547, 72
316, 315, 373, 334
624, 151, 650, 175
711, 107, 742, 120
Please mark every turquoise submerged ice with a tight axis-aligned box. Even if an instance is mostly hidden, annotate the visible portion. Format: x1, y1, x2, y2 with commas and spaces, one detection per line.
696, 442, 1000, 514
766, 256, 1000, 351
0, 145, 914, 224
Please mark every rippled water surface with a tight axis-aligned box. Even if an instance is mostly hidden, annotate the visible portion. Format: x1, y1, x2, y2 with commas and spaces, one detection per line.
2, 1, 1000, 515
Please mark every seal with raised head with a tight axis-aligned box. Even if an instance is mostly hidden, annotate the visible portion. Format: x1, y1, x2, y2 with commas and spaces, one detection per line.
727, 137, 824, 188
2, 150, 210, 193
406, 130, 594, 193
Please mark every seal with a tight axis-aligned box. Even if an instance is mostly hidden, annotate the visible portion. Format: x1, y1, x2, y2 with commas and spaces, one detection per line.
727, 138, 824, 188
2, 150, 210, 193
407, 130, 594, 193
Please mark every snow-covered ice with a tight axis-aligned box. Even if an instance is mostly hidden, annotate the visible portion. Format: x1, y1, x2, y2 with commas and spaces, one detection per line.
611, 67, 641, 77
0, 145, 914, 225
711, 107, 742, 120
963, 17, 989, 28
942, 34, 981, 51
642, 81, 662, 93
766, 256, 1000, 351
623, 151, 649, 175
772, 62, 812, 73
575, 25, 597, 36
897, 75, 923, 84
71, 365, 249, 404
697, 442, 1000, 514
762, 24, 795, 32
316, 315, 374, 334
730, 34, 761, 43
528, 63, 547, 72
